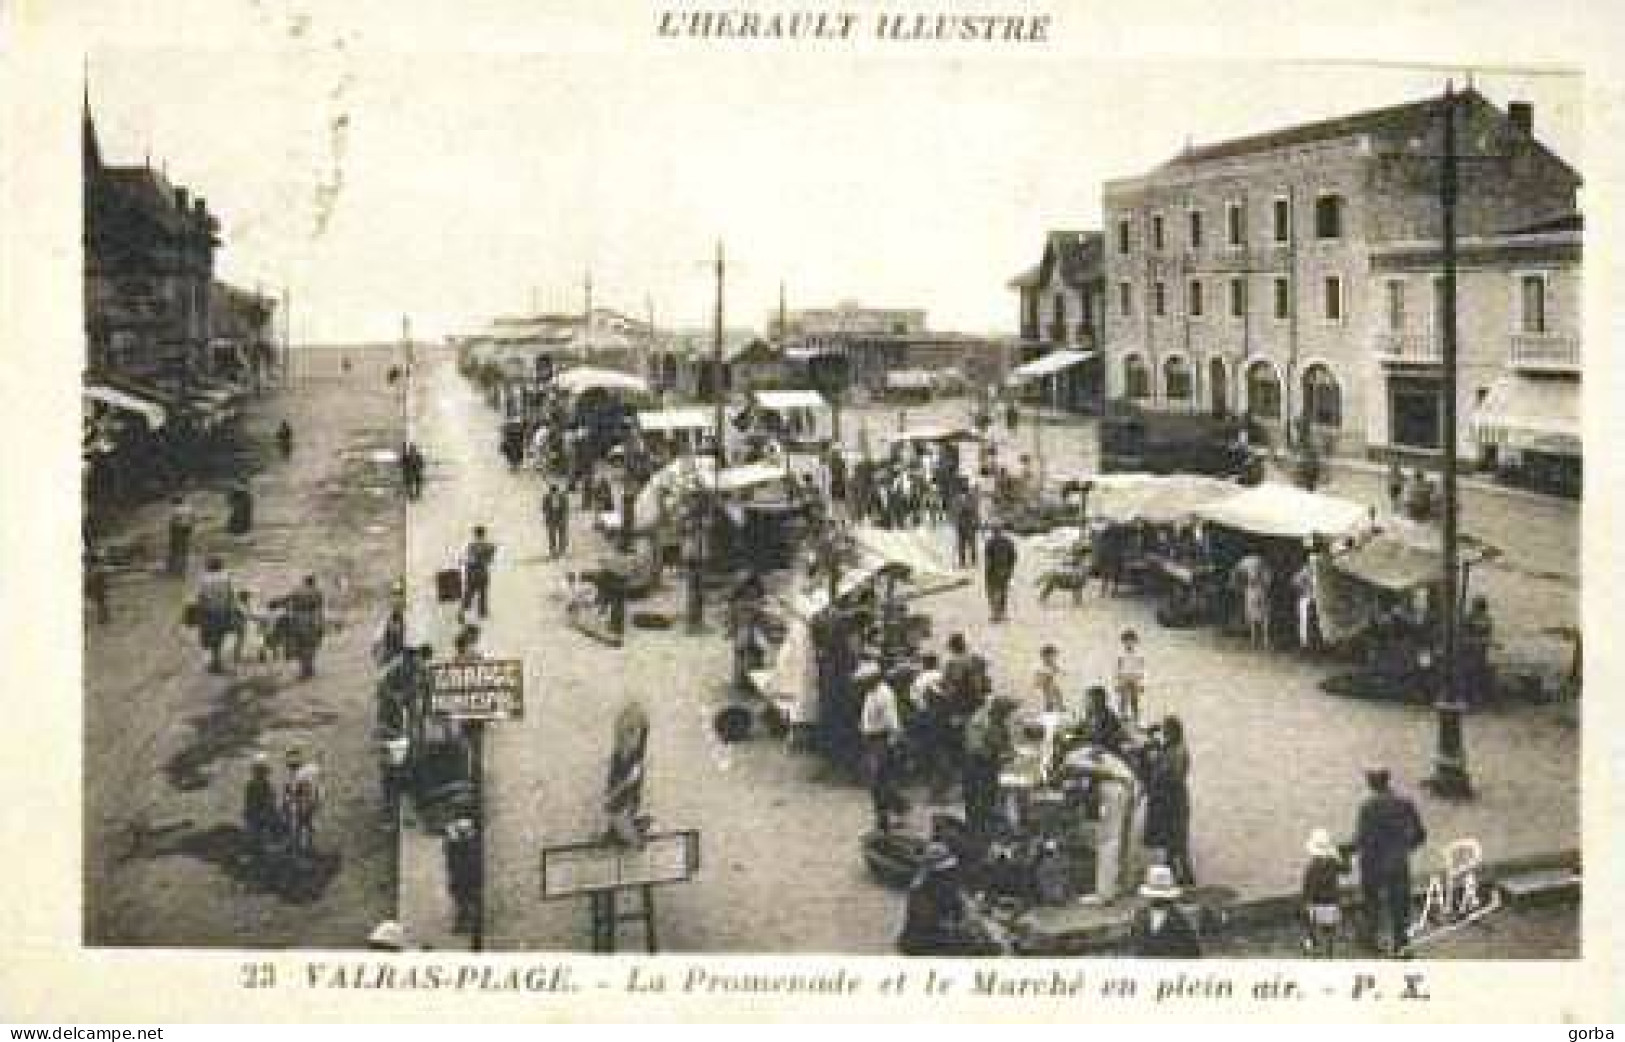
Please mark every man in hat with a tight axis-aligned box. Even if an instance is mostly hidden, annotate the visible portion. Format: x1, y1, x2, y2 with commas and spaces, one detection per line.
166, 495, 196, 576
1128, 865, 1201, 957
962, 696, 1018, 837
461, 525, 498, 620
897, 841, 978, 956
282, 748, 322, 857
542, 484, 571, 558
1351, 767, 1427, 955
242, 752, 280, 862
857, 661, 905, 832
283, 574, 326, 680
983, 525, 1018, 623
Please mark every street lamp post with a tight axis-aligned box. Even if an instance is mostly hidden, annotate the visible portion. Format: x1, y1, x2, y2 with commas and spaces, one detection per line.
1425, 82, 1473, 800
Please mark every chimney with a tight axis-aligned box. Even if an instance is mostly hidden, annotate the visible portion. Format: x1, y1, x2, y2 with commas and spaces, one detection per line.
1508, 101, 1533, 136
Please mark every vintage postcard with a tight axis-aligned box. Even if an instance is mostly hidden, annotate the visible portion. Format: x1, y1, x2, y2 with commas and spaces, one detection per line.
0, 0, 1620, 1024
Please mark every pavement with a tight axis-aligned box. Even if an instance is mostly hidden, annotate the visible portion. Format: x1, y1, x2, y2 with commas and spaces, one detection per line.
83, 347, 403, 946
394, 364, 1580, 955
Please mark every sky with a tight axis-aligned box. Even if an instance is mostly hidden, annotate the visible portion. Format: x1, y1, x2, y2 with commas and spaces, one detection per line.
85, 15, 1585, 344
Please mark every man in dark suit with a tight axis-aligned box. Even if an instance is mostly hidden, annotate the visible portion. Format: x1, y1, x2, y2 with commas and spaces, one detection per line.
1351, 767, 1427, 954
983, 525, 1017, 623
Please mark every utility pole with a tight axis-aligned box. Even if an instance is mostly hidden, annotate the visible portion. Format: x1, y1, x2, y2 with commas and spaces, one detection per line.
1427, 81, 1472, 800
281, 285, 292, 385
583, 271, 593, 360
712, 240, 726, 468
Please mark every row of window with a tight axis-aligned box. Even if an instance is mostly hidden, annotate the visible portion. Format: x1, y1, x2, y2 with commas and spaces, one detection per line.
1114, 270, 1555, 335
1116, 195, 1345, 255
1120, 274, 1344, 322
1120, 355, 1343, 426
1381, 273, 1552, 334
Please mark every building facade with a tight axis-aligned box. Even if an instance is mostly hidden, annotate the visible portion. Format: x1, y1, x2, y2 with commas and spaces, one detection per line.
1100, 89, 1580, 461
1373, 213, 1581, 491
1009, 230, 1105, 411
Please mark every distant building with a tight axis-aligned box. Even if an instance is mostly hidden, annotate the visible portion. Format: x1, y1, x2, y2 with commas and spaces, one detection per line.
1101, 88, 1581, 464
1008, 230, 1105, 411
776, 300, 1006, 395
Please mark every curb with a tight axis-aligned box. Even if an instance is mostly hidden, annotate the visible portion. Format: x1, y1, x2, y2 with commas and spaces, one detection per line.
1016, 849, 1581, 956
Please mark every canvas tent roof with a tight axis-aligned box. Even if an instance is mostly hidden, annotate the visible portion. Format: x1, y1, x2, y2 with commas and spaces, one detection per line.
789, 525, 968, 618
1196, 483, 1370, 540
637, 408, 711, 433
1084, 472, 1241, 525
554, 366, 650, 395
753, 389, 828, 411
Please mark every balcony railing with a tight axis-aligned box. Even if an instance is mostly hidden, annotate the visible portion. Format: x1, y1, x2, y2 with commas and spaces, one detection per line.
1509, 332, 1581, 371
1373, 332, 1440, 363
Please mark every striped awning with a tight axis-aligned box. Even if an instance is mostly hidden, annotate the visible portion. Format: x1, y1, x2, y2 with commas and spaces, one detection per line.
1471, 376, 1580, 456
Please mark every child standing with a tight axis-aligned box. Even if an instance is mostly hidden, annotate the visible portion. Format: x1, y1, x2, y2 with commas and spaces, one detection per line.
1301, 827, 1347, 956
1113, 628, 1147, 725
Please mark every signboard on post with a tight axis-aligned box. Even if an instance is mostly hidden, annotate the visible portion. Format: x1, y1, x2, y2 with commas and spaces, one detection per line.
429, 658, 525, 720
539, 829, 701, 900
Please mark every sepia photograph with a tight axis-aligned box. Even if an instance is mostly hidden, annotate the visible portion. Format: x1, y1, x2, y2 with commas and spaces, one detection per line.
5, 0, 1616, 1023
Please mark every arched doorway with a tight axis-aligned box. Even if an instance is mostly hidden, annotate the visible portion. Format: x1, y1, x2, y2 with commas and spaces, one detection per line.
1209, 357, 1229, 415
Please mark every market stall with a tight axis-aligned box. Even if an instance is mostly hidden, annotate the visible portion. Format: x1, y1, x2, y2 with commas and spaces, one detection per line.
635, 407, 712, 455
745, 389, 833, 448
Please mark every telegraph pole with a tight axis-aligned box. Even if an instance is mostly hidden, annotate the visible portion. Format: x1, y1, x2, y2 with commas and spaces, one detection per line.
712, 240, 727, 468
1427, 81, 1472, 800
583, 271, 594, 360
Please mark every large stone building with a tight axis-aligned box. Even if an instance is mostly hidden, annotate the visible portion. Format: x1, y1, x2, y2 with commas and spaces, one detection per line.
1100, 88, 1580, 463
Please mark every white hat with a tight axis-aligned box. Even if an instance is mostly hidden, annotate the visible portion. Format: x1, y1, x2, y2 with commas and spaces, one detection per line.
1305, 828, 1338, 858
854, 661, 881, 682
1139, 864, 1182, 900
367, 920, 406, 950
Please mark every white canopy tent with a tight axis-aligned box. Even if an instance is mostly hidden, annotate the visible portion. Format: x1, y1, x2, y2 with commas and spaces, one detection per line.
1196, 483, 1371, 540
554, 366, 651, 396
636, 408, 711, 435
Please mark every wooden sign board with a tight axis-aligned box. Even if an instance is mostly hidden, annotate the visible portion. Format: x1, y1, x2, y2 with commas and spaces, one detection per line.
429, 658, 524, 720
540, 830, 700, 900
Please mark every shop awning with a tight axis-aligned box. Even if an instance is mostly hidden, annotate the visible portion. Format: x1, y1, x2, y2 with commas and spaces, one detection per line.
84, 384, 166, 430
637, 408, 711, 433
1197, 483, 1370, 540
1471, 376, 1580, 456
753, 389, 828, 411
1008, 349, 1094, 383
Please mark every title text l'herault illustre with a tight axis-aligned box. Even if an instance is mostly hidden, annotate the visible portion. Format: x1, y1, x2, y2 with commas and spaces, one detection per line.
655, 10, 1052, 43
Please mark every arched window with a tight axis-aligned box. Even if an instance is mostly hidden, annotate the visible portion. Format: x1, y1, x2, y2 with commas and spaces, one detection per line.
1302, 364, 1342, 428
1124, 355, 1151, 400
1246, 361, 1282, 420
1051, 295, 1067, 342
1163, 356, 1193, 402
